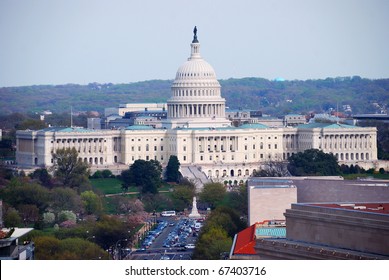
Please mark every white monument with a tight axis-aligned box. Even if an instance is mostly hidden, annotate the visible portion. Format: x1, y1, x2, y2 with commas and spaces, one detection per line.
188, 196, 201, 219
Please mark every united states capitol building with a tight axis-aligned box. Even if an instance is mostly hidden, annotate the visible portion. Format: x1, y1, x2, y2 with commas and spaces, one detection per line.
16, 29, 378, 179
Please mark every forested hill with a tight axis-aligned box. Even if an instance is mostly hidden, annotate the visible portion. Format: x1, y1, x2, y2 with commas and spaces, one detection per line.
1, 76, 388, 116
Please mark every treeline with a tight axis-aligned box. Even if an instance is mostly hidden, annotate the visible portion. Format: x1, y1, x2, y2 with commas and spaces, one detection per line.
1, 76, 388, 115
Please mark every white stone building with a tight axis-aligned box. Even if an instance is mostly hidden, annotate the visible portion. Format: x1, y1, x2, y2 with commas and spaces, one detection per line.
15, 29, 378, 178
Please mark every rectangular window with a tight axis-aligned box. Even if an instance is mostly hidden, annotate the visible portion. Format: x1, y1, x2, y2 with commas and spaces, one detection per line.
275, 144, 278, 149
268, 144, 271, 149
161, 146, 164, 151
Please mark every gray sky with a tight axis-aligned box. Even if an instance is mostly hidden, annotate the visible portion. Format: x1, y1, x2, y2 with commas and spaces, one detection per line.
1, 0, 388, 87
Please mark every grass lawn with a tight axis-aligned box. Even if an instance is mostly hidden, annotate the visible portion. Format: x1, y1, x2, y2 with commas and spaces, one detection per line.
90, 178, 137, 195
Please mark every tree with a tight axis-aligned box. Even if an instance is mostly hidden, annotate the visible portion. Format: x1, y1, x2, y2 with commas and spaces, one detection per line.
29, 168, 53, 188
199, 182, 226, 209
58, 210, 77, 223
2, 178, 50, 212
123, 159, 162, 194
192, 226, 232, 260
287, 149, 341, 176
171, 185, 196, 211
43, 212, 56, 225
51, 148, 91, 190
253, 160, 290, 177
18, 204, 40, 225
50, 187, 82, 214
80, 190, 103, 215
92, 215, 132, 250
101, 169, 113, 178
225, 184, 248, 218
33, 236, 108, 260
3, 207, 22, 227
165, 155, 181, 182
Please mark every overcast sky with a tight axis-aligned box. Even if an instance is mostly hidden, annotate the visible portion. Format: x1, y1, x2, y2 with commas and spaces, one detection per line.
1, 0, 388, 87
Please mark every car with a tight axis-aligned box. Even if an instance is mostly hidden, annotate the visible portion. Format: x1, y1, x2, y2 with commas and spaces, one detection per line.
136, 248, 146, 252
160, 255, 170, 260
185, 244, 195, 249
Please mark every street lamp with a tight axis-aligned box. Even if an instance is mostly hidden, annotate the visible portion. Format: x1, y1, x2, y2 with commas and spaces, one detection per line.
115, 239, 128, 260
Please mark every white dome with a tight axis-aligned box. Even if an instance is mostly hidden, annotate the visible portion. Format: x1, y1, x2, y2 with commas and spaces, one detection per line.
175, 59, 217, 81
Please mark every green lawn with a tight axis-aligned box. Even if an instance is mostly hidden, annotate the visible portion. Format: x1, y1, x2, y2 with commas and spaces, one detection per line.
90, 178, 134, 195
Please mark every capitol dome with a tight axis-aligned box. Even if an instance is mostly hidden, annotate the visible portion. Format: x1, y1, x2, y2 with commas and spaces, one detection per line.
163, 27, 231, 129
174, 57, 218, 82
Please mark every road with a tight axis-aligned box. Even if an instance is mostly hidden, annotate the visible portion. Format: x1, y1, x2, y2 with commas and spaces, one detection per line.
126, 216, 198, 260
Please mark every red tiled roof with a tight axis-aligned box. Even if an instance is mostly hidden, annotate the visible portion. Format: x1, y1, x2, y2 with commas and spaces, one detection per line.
233, 223, 257, 255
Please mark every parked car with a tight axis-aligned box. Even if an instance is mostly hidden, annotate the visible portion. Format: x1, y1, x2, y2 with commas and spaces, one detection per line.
185, 244, 195, 249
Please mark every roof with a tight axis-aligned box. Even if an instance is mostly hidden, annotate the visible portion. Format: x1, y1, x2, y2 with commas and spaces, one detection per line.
256, 227, 286, 238
297, 122, 358, 129
231, 220, 287, 256
125, 125, 155, 130
308, 203, 389, 215
38, 127, 97, 133
232, 224, 257, 255
239, 123, 269, 129
0, 228, 34, 245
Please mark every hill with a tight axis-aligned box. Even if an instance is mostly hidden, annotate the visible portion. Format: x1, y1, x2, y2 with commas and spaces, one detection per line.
0, 76, 388, 116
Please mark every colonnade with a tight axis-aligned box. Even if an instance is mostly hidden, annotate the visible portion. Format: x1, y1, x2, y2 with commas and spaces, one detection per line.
168, 103, 225, 118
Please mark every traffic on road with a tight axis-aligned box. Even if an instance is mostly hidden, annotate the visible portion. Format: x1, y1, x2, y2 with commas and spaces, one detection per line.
126, 215, 203, 260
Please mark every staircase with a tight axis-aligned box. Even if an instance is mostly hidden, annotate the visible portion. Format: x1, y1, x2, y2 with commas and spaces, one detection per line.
180, 165, 210, 192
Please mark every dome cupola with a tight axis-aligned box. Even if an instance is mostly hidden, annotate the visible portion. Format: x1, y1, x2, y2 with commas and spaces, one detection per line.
163, 27, 231, 129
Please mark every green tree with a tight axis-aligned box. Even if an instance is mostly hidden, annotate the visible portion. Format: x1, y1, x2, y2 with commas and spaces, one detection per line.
199, 182, 226, 209
50, 187, 82, 214
165, 155, 181, 182
58, 210, 77, 224
51, 148, 91, 190
225, 184, 248, 218
92, 215, 132, 250
171, 185, 196, 211
287, 149, 341, 176
80, 190, 103, 215
18, 204, 40, 225
101, 169, 113, 178
3, 207, 22, 227
192, 226, 232, 260
33, 236, 108, 260
124, 159, 162, 194
29, 168, 53, 188
2, 178, 50, 212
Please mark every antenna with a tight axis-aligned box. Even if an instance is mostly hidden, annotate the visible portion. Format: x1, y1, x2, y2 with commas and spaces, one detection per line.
336, 102, 339, 124
70, 106, 73, 128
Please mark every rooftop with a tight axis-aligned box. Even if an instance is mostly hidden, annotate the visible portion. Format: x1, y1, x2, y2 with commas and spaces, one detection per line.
308, 202, 389, 215
297, 122, 358, 129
